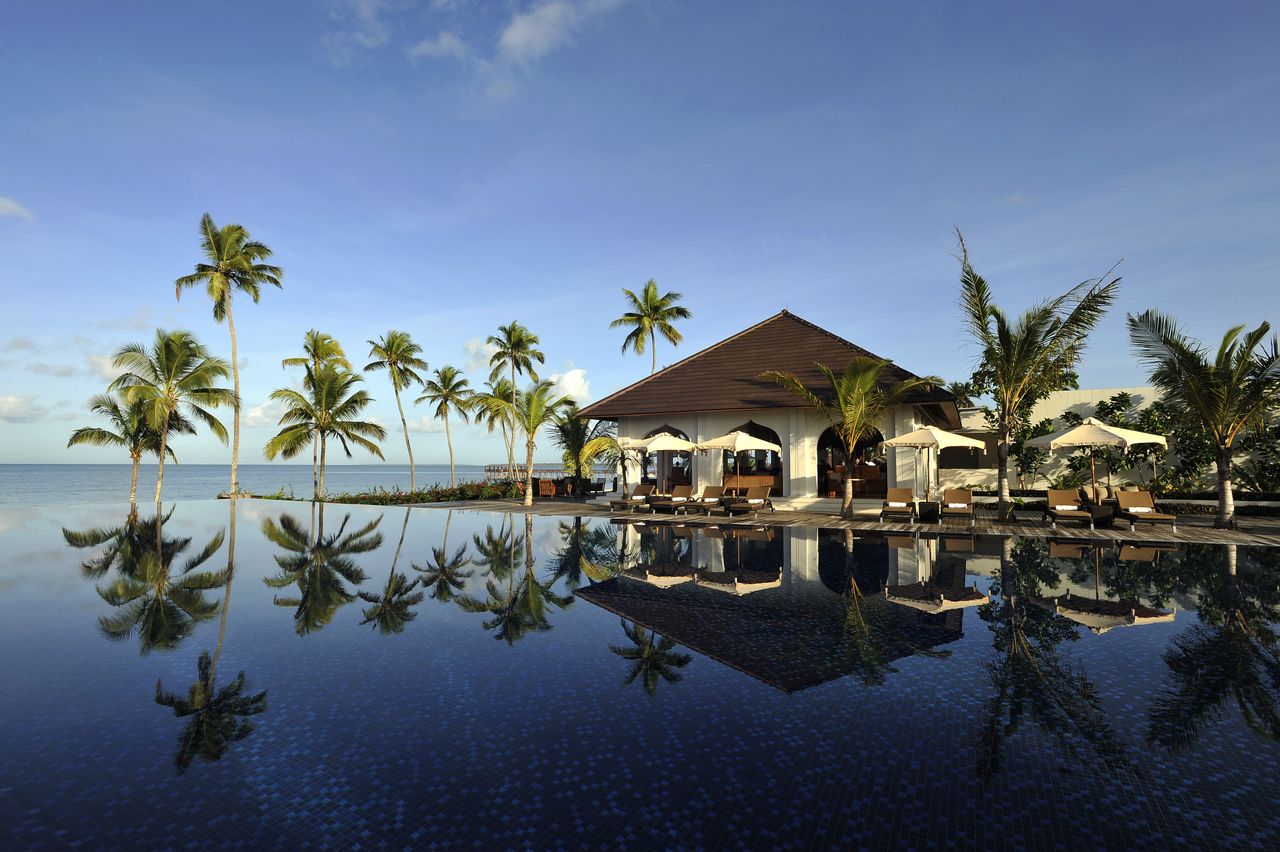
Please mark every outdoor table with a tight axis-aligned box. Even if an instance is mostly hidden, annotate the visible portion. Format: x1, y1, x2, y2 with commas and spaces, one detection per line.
916, 501, 940, 524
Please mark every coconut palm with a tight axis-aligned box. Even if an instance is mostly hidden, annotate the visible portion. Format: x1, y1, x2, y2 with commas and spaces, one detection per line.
764, 356, 941, 518
487, 322, 544, 477
550, 405, 614, 496
609, 619, 692, 696
1127, 312, 1280, 527
957, 232, 1120, 517
610, 279, 692, 374
263, 366, 387, 500
154, 649, 267, 775
499, 380, 570, 506
174, 213, 283, 495
282, 330, 351, 498
67, 392, 192, 503
473, 378, 516, 480
365, 331, 429, 491
110, 329, 234, 502
417, 365, 474, 486
359, 508, 424, 634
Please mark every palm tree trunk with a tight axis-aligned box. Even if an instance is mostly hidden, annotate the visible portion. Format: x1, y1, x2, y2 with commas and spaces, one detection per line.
394, 383, 415, 492
129, 450, 140, 504
319, 433, 327, 501
510, 360, 518, 481
1215, 446, 1235, 528
210, 497, 236, 684
226, 297, 241, 496
154, 414, 171, 503
524, 438, 536, 507
650, 331, 657, 374
996, 419, 1012, 519
312, 436, 319, 501
392, 506, 410, 570
841, 466, 854, 518
444, 411, 456, 486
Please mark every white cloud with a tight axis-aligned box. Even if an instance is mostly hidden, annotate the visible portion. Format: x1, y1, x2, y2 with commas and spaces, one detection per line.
0, 395, 50, 423
408, 415, 447, 434
4, 337, 37, 351
407, 30, 468, 61
94, 306, 152, 332
482, 0, 625, 101
245, 398, 288, 428
28, 361, 79, 378
463, 337, 499, 374
1001, 191, 1029, 207
86, 354, 118, 381
0, 197, 33, 220
548, 367, 590, 403
320, 0, 396, 67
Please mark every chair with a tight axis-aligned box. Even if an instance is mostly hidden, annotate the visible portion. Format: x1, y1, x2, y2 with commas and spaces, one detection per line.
1115, 491, 1178, 533
722, 485, 774, 518
650, 485, 695, 514
535, 478, 556, 498
880, 487, 916, 523
608, 483, 655, 512
1044, 489, 1102, 529
689, 485, 725, 513
939, 489, 975, 528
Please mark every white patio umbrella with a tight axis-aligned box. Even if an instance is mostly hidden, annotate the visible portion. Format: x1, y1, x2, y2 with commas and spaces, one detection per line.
1026, 417, 1166, 498
641, 433, 698, 493
882, 426, 985, 500
697, 430, 783, 489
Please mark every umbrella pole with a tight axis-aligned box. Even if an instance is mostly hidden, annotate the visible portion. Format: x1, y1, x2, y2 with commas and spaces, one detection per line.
1090, 447, 1098, 501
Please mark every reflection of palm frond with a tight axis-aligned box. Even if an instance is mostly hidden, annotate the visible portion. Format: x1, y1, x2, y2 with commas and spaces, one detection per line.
608, 619, 692, 696
261, 511, 382, 635
155, 650, 267, 774
413, 544, 474, 602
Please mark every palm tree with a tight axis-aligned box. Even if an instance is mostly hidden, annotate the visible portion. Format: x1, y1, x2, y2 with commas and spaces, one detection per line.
174, 213, 283, 495
110, 329, 234, 502
1127, 312, 1280, 528
67, 392, 192, 503
358, 508, 424, 634
550, 405, 613, 496
365, 331, 429, 492
282, 330, 351, 499
417, 365, 474, 486
487, 322, 544, 477
610, 279, 692, 374
957, 232, 1120, 517
474, 378, 516, 479
764, 357, 941, 518
944, 380, 977, 407
500, 381, 570, 506
154, 649, 267, 774
609, 619, 692, 695
263, 366, 387, 500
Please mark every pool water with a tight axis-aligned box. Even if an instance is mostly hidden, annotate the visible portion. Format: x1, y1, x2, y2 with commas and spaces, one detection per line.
0, 500, 1277, 849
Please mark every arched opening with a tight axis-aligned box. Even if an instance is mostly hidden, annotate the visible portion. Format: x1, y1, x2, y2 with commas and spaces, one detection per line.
643, 425, 691, 491
720, 420, 784, 495
816, 426, 886, 498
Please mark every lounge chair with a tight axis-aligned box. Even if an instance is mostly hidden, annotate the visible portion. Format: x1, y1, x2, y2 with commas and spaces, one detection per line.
880, 488, 915, 523
722, 485, 774, 517
608, 483, 655, 512
939, 489, 975, 528
1115, 491, 1178, 533
1044, 489, 1106, 529
649, 485, 695, 514
536, 478, 556, 498
689, 484, 725, 513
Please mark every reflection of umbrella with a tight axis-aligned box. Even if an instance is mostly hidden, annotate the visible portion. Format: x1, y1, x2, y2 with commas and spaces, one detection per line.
885, 581, 988, 613
697, 430, 783, 488
1030, 592, 1175, 634
882, 426, 985, 500
1027, 417, 1166, 498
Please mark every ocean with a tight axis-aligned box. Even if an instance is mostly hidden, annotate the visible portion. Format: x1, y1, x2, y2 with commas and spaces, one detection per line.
0, 464, 492, 506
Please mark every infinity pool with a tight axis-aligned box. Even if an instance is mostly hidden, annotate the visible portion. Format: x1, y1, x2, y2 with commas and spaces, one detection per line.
1, 500, 1277, 849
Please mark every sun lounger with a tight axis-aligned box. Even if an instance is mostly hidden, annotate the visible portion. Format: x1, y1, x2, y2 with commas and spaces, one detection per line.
689, 485, 725, 513
939, 489, 975, 528
1043, 489, 1108, 529
721, 485, 774, 517
608, 483, 655, 512
649, 485, 695, 514
1114, 491, 1178, 533
880, 488, 916, 523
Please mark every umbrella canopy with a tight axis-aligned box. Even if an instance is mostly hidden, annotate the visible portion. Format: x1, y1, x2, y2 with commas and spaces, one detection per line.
882, 426, 985, 500
1026, 417, 1166, 497
697, 430, 783, 454
1029, 593, 1175, 634
642, 433, 698, 453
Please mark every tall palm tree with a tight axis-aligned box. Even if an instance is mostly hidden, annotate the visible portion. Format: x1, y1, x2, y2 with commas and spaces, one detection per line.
417, 365, 474, 486
67, 392, 192, 503
764, 357, 941, 518
487, 322, 544, 478
263, 366, 387, 500
110, 329, 234, 502
282, 330, 351, 499
550, 405, 614, 496
500, 380, 570, 506
610, 279, 693, 374
608, 619, 692, 696
1127, 312, 1280, 527
365, 331, 429, 491
957, 232, 1120, 517
474, 378, 516, 479
174, 213, 283, 495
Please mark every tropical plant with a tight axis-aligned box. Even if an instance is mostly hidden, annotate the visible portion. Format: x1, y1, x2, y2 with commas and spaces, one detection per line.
263, 366, 387, 499
499, 380, 570, 506
610, 279, 692, 374
282, 330, 351, 498
174, 213, 282, 495
1006, 416, 1055, 490
417, 365, 474, 486
945, 379, 978, 407
957, 231, 1120, 517
473, 378, 516, 480
67, 392, 192, 503
550, 404, 613, 495
365, 331, 429, 491
154, 649, 267, 774
487, 322, 545, 478
1128, 311, 1280, 526
110, 329, 234, 502
764, 357, 941, 517
608, 619, 692, 695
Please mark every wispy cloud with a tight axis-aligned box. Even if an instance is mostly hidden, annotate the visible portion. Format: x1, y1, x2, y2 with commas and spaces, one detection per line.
319, 0, 398, 67
0, 197, 33, 220
244, 398, 288, 428
482, 0, 626, 101
0, 395, 50, 423
94, 306, 153, 332
4, 337, 38, 351
86, 354, 118, 381
407, 30, 468, 61
407, 414, 447, 434
463, 337, 498, 374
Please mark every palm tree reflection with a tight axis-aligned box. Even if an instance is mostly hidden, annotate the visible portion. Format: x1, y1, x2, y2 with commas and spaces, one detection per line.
262, 505, 382, 635
154, 648, 267, 774
609, 619, 691, 695
457, 514, 572, 643
358, 508, 424, 634
413, 510, 474, 602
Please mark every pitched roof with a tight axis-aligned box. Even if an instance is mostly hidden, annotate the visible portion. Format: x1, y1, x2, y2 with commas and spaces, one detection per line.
579, 310, 957, 422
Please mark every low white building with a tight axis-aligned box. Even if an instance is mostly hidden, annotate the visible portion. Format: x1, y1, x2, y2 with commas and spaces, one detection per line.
579, 310, 961, 511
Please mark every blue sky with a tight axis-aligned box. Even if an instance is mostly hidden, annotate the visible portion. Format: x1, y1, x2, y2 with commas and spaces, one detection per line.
2, 0, 1278, 465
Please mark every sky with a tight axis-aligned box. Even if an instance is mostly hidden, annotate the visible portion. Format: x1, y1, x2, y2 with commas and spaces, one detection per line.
1, 0, 1278, 466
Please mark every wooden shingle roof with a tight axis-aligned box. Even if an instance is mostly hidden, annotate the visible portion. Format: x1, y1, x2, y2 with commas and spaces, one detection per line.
579, 310, 958, 423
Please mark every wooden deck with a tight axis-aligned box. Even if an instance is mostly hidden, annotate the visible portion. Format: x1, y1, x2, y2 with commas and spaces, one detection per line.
412, 499, 1280, 547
